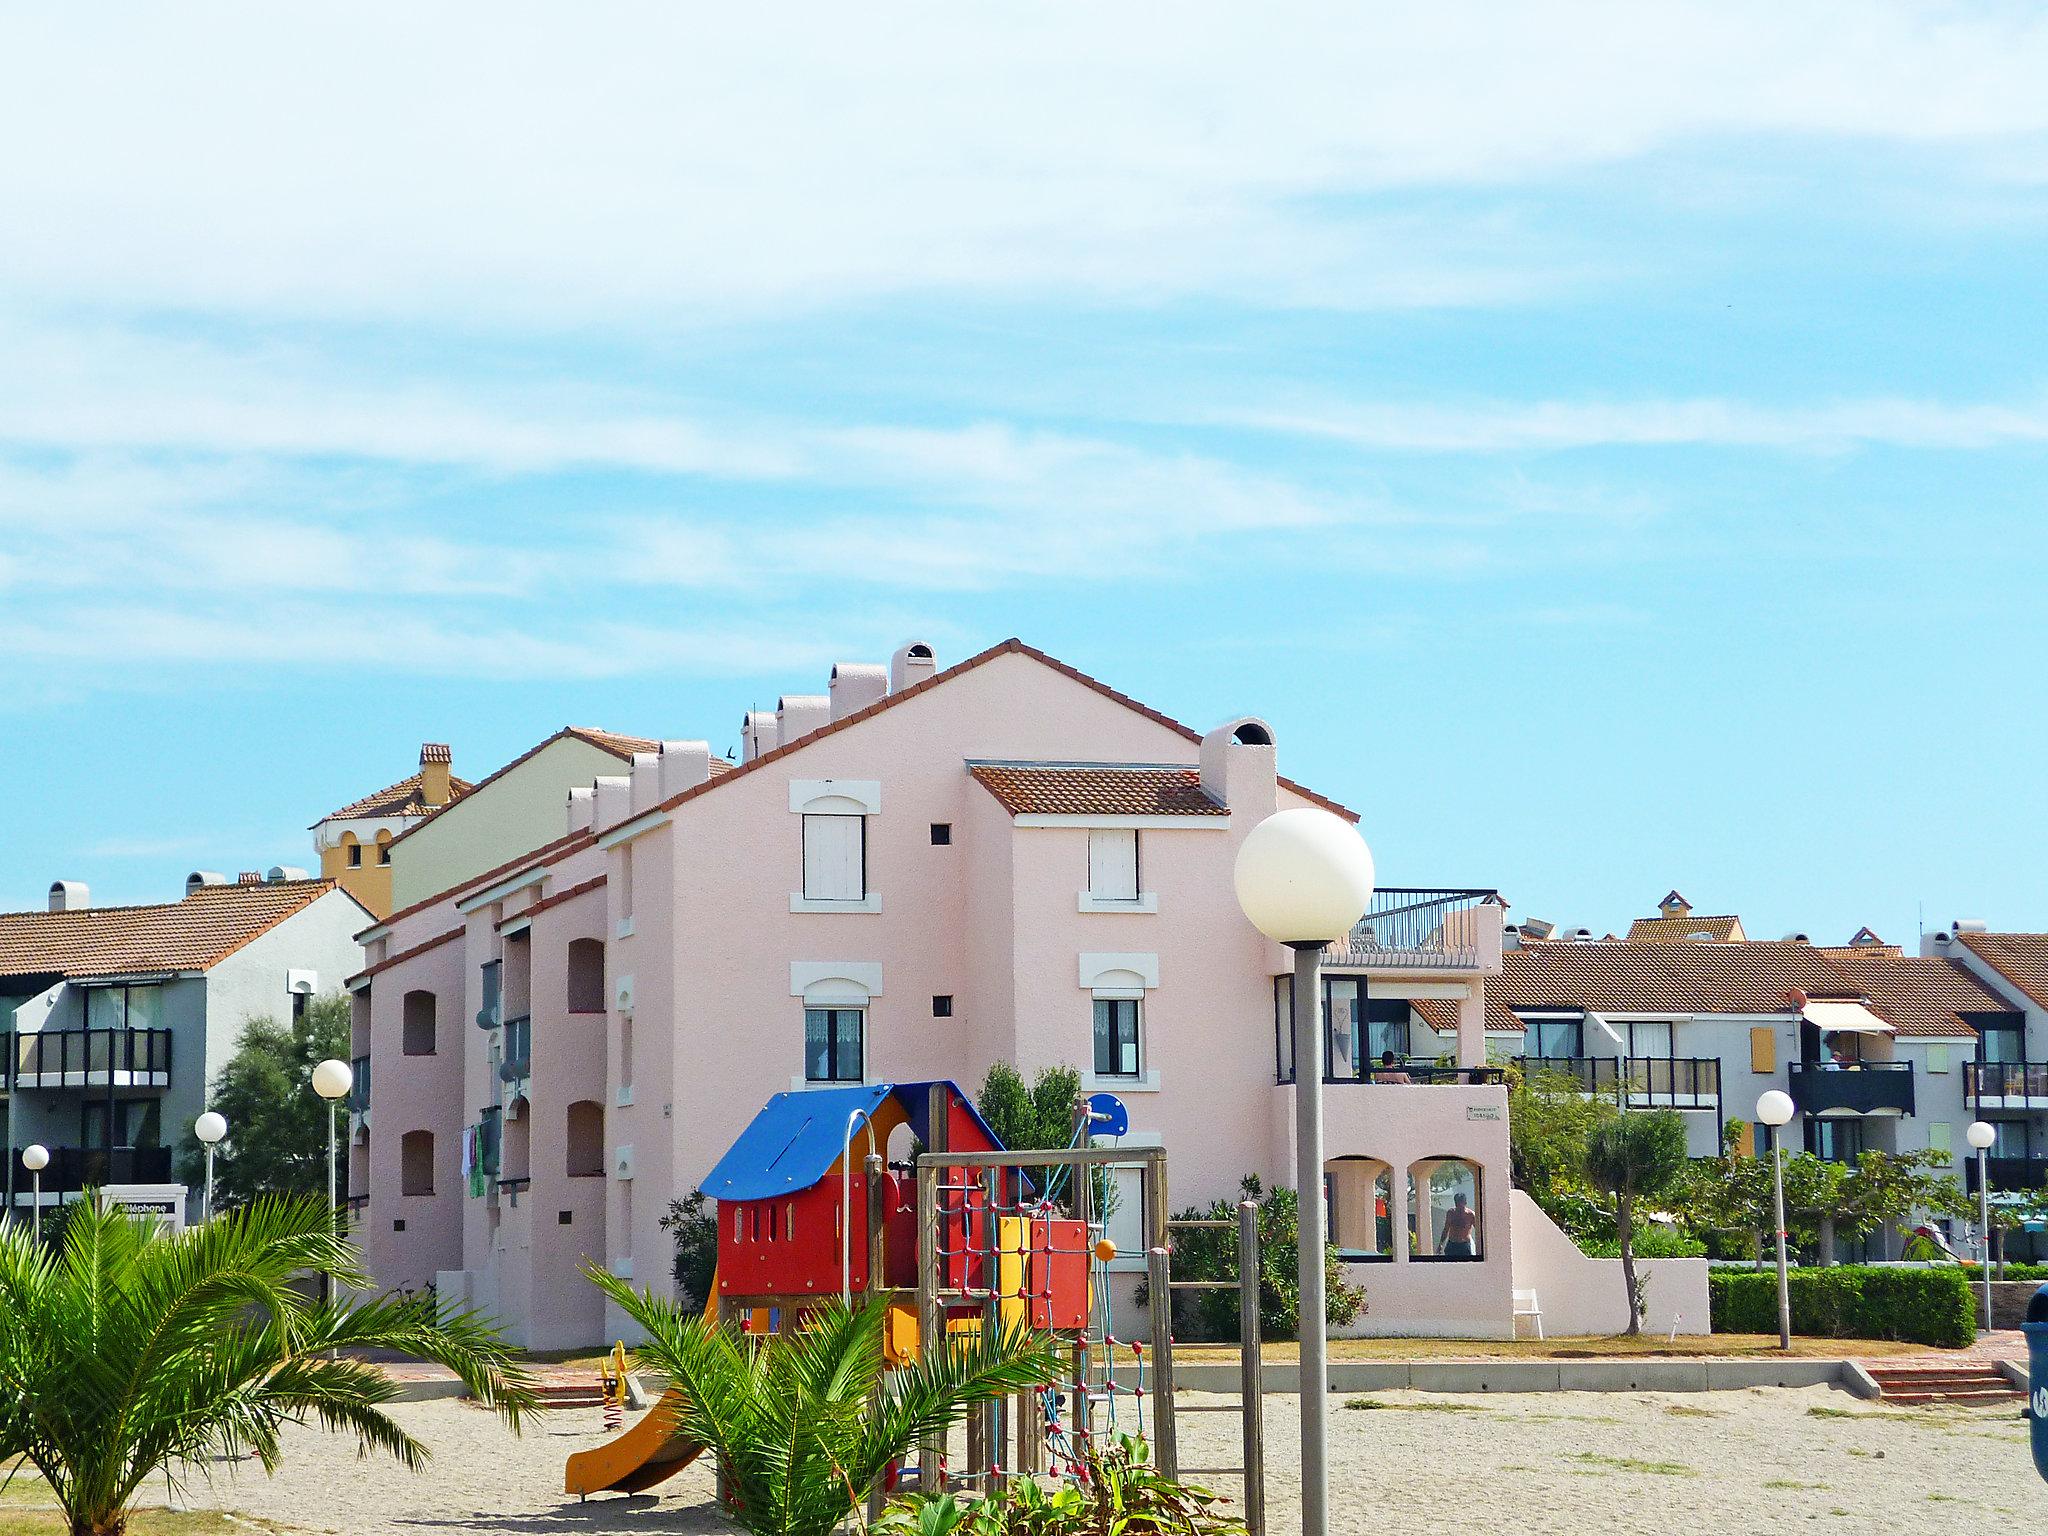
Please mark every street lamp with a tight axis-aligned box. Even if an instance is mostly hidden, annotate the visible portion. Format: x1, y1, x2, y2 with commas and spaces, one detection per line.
1234, 808, 1374, 1536
1756, 1090, 1796, 1351
21, 1144, 49, 1244
194, 1112, 227, 1225
1966, 1120, 1998, 1331
311, 1060, 353, 1227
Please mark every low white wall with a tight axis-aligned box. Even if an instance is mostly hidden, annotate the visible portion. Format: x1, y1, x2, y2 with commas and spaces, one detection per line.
1508, 1190, 1710, 1337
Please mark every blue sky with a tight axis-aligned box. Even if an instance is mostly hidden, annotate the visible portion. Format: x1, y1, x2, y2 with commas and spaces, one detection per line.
1, 3, 2045, 942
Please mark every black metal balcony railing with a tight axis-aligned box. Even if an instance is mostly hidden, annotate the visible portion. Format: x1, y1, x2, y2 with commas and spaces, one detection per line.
1324, 888, 1498, 970
1627, 1056, 1721, 1109
5, 1029, 172, 1090
1787, 1060, 1915, 1117
344, 1193, 370, 1217
18, 1145, 175, 1195
1517, 1055, 1622, 1094
347, 1054, 370, 1114
496, 1176, 533, 1207
1282, 1059, 1505, 1086
1965, 1154, 2048, 1195
1965, 1061, 2048, 1102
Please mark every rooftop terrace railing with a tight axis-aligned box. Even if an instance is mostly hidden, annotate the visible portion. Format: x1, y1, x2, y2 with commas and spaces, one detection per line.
1324, 888, 1498, 970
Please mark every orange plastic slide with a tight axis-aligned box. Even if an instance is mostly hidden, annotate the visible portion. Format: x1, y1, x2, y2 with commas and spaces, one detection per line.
563, 1386, 703, 1497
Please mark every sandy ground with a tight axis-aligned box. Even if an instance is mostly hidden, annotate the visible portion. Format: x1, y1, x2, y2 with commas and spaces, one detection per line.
170, 1386, 2048, 1536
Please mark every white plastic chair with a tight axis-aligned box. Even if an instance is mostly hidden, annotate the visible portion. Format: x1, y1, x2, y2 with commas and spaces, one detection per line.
1513, 1288, 1545, 1339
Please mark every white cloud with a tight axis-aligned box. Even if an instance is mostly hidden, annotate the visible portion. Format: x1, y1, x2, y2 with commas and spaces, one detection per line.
1217, 394, 2048, 453
1, 4, 2046, 321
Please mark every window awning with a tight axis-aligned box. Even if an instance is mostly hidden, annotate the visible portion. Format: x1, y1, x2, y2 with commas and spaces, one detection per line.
1801, 1000, 1893, 1036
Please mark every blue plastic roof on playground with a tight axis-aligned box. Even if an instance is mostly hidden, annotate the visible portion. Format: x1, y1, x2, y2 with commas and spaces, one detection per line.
698, 1080, 1003, 1202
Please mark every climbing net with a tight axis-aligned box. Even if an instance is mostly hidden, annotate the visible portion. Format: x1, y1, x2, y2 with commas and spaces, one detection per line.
915, 1129, 1171, 1491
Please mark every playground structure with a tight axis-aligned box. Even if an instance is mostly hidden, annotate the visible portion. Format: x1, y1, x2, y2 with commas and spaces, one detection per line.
565, 1079, 1268, 1533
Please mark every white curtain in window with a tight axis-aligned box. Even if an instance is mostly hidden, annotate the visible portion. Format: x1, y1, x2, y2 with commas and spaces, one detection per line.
1102, 1164, 1146, 1259
1088, 829, 1139, 900
803, 814, 865, 900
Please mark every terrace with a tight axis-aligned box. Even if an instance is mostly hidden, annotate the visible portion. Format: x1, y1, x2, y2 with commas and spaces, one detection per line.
1787, 1059, 1915, 1117
1964, 1059, 2048, 1112
1323, 887, 1500, 971
1514, 1055, 1721, 1111
2, 1028, 173, 1090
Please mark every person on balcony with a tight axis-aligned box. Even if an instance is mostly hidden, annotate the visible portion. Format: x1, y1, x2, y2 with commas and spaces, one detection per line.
1373, 1050, 1412, 1085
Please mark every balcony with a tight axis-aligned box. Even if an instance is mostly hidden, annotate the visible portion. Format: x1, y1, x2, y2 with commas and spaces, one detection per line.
1282, 1058, 1505, 1087
1324, 888, 1499, 971
1512, 1056, 1721, 1111
1965, 1154, 2048, 1196
498, 1015, 531, 1083
1787, 1060, 1915, 1118
13, 1145, 175, 1196
1965, 1061, 2048, 1111
7, 1029, 171, 1090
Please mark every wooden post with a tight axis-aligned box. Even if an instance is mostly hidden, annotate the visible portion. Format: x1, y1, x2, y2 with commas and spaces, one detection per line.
1237, 1198, 1266, 1536
1147, 1243, 1177, 1479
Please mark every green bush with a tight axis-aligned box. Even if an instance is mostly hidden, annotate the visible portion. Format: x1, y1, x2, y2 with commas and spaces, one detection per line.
1708, 1264, 1976, 1347
1578, 1224, 1707, 1260
1155, 1176, 1363, 1342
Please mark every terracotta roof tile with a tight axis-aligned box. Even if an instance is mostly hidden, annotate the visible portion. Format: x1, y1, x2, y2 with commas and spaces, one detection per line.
967, 762, 1226, 818
317, 768, 477, 824
1956, 933, 2048, 1011
420, 742, 452, 763
1824, 954, 2015, 1039
1624, 914, 1745, 943
0, 881, 344, 980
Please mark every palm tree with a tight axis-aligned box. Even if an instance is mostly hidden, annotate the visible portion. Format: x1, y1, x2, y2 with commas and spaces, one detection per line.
590, 1274, 1061, 1536
0, 1193, 536, 1536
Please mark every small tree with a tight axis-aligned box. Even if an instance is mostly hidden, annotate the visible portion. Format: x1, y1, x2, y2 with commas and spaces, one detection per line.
177, 993, 350, 1210
1584, 1111, 1689, 1335
661, 1192, 719, 1311
975, 1062, 1085, 1151
1508, 1064, 1618, 1230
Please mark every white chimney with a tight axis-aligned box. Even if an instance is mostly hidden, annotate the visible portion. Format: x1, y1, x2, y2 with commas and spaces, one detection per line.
185, 871, 227, 898
657, 740, 712, 798
1952, 919, 1989, 934
267, 865, 310, 883
890, 640, 937, 693
829, 662, 889, 721
47, 880, 87, 912
593, 775, 632, 831
776, 694, 831, 746
742, 711, 779, 764
566, 785, 596, 835
1198, 717, 1276, 814
628, 752, 661, 816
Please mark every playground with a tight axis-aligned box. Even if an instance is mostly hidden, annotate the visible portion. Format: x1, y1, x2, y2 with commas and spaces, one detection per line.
75, 1383, 2030, 1536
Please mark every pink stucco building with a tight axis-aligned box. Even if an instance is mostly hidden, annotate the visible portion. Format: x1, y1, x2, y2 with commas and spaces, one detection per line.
347, 639, 1695, 1346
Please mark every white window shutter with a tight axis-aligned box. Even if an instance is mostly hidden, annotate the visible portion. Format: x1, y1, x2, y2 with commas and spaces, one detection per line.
803, 815, 864, 900
1088, 829, 1139, 901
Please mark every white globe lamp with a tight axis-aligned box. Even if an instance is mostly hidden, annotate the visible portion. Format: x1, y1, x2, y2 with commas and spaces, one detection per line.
21, 1144, 49, 1243
1754, 1089, 1796, 1350
1966, 1120, 1997, 1329
1233, 808, 1375, 946
311, 1059, 353, 1101
1232, 808, 1374, 1536
194, 1111, 227, 1225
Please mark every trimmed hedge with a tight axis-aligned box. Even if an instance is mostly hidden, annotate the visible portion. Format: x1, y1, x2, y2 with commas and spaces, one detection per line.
1708, 1265, 1976, 1348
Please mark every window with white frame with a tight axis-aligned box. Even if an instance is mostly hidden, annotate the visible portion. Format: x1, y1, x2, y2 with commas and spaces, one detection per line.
1087, 829, 1140, 903
805, 1007, 865, 1082
1101, 1163, 1147, 1264
1093, 997, 1141, 1079
802, 814, 866, 901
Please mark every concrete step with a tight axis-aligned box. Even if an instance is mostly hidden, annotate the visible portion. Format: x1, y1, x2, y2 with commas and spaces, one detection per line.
1880, 1389, 2021, 1407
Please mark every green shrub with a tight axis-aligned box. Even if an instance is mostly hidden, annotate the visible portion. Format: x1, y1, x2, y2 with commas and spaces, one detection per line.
1707, 1264, 1975, 1347
1578, 1224, 1707, 1259
1155, 1176, 1362, 1342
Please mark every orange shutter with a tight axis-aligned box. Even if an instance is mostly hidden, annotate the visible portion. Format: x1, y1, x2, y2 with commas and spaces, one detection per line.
1749, 1026, 1776, 1074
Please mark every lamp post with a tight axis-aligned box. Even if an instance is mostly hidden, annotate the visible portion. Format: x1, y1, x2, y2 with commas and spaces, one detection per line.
1756, 1090, 1795, 1351
310, 1060, 353, 1228
1233, 808, 1374, 1536
194, 1112, 226, 1225
21, 1144, 49, 1244
1966, 1120, 1997, 1331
